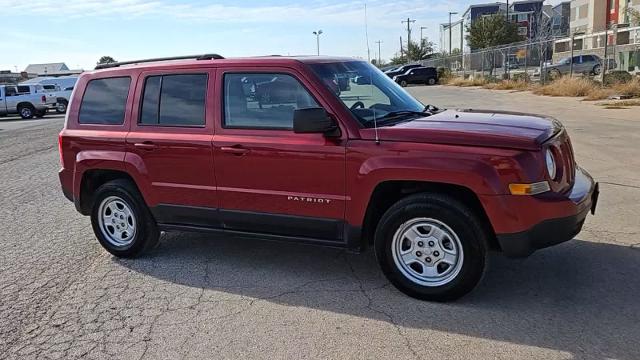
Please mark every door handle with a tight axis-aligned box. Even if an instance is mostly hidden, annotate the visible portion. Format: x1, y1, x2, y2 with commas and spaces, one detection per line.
220, 145, 250, 155
134, 141, 157, 150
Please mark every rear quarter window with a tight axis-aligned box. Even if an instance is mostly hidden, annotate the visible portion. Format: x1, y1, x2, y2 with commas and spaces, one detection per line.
79, 77, 131, 125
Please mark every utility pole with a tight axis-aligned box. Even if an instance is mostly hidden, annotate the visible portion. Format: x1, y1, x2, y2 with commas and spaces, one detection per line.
375, 40, 383, 65
506, 0, 509, 22
402, 18, 416, 49
448, 12, 458, 55
400, 36, 404, 60
312, 30, 323, 56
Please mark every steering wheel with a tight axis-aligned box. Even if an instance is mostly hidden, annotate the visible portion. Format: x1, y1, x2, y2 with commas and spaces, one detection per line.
350, 101, 365, 110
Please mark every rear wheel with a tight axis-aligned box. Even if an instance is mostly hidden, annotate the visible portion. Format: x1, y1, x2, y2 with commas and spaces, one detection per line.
56, 100, 68, 114
374, 193, 487, 301
91, 179, 159, 258
18, 105, 34, 119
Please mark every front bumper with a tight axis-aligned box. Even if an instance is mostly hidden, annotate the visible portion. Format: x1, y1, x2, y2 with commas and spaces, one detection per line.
494, 167, 599, 257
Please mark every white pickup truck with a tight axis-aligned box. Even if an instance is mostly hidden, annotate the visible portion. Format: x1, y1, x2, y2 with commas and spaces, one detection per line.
0, 84, 57, 119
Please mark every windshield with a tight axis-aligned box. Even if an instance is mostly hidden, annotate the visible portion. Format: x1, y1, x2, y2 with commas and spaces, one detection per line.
309, 61, 426, 127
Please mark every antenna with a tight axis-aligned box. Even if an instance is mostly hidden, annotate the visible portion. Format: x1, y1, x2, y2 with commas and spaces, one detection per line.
370, 66, 380, 144
364, 4, 371, 62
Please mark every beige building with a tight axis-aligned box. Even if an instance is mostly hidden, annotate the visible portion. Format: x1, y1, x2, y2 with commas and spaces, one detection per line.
571, 0, 640, 33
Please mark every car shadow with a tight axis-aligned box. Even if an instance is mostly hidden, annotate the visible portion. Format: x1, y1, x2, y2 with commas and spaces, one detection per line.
117, 232, 640, 359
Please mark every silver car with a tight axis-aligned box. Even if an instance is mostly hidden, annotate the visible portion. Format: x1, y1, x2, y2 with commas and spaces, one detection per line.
539, 55, 615, 78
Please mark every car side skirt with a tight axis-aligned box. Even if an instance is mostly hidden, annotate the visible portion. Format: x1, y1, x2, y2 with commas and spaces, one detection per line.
151, 204, 363, 251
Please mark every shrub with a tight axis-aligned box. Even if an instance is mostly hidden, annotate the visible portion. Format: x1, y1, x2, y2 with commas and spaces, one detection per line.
604, 71, 633, 86
437, 67, 453, 81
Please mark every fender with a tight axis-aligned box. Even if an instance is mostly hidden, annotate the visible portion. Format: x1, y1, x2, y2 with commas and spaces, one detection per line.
73, 150, 127, 199
344, 140, 534, 227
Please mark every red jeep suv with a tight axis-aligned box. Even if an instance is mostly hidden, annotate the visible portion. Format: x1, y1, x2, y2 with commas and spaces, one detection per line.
58, 54, 598, 301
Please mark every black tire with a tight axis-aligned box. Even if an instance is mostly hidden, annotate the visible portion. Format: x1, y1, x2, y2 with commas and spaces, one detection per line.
427, 78, 437, 86
18, 105, 34, 119
90, 179, 159, 258
592, 64, 602, 75
400, 80, 408, 87
374, 193, 488, 301
56, 100, 68, 114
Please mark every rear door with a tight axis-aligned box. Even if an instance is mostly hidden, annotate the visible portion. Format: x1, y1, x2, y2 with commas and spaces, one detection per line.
126, 69, 219, 226
212, 67, 347, 242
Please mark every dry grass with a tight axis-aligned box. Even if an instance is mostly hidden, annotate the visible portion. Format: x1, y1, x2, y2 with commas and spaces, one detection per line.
445, 74, 640, 102
612, 78, 640, 98
482, 80, 531, 91
598, 99, 640, 108
533, 77, 599, 97
446, 76, 490, 87
583, 88, 614, 101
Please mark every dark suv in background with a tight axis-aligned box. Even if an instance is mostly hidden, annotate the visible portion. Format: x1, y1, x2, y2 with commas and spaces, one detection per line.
384, 64, 422, 78
393, 67, 438, 87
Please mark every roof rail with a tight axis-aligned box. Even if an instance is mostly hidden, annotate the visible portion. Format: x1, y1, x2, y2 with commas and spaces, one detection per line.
94, 54, 224, 70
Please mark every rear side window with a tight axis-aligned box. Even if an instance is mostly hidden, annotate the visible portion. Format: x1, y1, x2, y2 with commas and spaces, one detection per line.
139, 74, 207, 127
17, 86, 31, 94
79, 77, 131, 125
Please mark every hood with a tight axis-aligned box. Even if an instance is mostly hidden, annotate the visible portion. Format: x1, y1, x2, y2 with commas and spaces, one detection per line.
361, 109, 562, 150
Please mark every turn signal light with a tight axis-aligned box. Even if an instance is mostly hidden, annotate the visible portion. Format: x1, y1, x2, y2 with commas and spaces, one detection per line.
509, 181, 550, 195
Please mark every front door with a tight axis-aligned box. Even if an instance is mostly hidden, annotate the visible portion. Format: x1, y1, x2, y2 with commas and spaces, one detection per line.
126, 70, 218, 226
212, 68, 346, 242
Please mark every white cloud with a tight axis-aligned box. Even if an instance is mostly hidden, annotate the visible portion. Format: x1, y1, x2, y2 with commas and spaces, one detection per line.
0, 0, 461, 27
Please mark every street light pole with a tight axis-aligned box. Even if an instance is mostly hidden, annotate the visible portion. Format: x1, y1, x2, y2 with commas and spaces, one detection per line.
420, 26, 427, 45
375, 40, 383, 65
312, 30, 323, 56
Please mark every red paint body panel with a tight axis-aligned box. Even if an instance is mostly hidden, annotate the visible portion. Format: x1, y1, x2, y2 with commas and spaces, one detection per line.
58, 56, 595, 248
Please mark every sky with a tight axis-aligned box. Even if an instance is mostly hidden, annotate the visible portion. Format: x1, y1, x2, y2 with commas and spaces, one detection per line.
0, 0, 565, 72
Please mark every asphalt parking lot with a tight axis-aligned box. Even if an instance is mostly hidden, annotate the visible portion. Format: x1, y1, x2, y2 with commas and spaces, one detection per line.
1, 88, 639, 360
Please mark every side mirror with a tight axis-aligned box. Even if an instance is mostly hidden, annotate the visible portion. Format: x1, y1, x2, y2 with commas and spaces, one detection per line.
293, 108, 340, 137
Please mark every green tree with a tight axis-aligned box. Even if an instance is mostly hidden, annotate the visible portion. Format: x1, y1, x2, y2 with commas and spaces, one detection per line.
406, 39, 435, 61
465, 14, 522, 49
97, 56, 117, 65
389, 54, 406, 65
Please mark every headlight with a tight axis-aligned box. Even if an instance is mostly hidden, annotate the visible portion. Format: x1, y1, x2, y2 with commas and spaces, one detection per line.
545, 149, 557, 180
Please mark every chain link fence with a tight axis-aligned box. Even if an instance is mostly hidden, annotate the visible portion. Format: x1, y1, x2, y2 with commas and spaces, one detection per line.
416, 26, 640, 83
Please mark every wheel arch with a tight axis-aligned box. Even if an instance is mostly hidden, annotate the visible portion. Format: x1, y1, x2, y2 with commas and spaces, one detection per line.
360, 180, 498, 251
78, 169, 141, 215
17, 102, 35, 109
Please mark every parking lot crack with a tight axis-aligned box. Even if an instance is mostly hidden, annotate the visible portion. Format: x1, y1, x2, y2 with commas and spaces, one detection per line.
344, 254, 420, 360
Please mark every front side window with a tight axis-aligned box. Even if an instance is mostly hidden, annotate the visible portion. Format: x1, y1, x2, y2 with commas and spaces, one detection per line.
223, 73, 319, 129
139, 74, 207, 126
79, 77, 131, 125
310, 61, 426, 128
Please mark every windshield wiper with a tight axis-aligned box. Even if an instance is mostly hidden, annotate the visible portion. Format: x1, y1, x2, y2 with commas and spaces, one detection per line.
378, 110, 429, 122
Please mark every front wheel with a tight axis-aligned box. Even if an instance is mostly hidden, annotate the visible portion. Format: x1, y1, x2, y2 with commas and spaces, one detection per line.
399, 80, 408, 87
374, 193, 487, 301
427, 78, 437, 85
91, 179, 159, 258
592, 64, 602, 75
